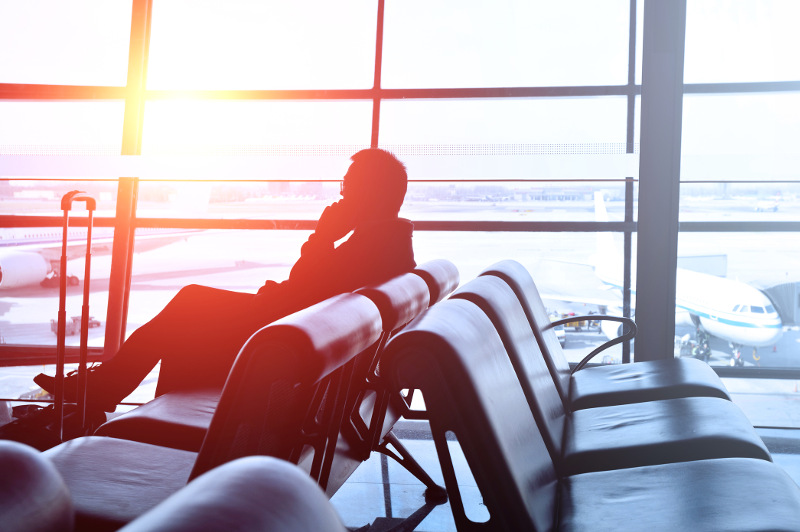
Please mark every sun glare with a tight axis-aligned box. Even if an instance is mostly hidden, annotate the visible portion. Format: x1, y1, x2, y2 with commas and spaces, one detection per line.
146, 0, 376, 90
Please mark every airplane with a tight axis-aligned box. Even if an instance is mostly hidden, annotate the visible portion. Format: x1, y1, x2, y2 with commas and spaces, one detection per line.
0, 227, 198, 289
547, 192, 783, 366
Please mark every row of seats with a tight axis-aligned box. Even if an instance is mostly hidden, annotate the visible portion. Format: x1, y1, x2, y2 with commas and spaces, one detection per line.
5, 260, 458, 531
450, 268, 770, 476
382, 260, 800, 531
10, 259, 798, 530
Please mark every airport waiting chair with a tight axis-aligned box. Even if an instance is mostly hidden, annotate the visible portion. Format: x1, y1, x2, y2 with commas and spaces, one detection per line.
94, 260, 459, 453
43, 294, 383, 531
119, 456, 348, 532
383, 298, 800, 531
480, 259, 732, 410
325, 270, 446, 500
96, 265, 451, 502
0, 440, 74, 532
451, 275, 770, 475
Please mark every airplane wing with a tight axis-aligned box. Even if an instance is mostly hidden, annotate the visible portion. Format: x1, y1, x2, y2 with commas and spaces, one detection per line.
530, 258, 623, 309
0, 229, 200, 289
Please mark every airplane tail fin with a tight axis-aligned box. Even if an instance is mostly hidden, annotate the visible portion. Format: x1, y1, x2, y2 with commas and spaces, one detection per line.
593, 192, 622, 285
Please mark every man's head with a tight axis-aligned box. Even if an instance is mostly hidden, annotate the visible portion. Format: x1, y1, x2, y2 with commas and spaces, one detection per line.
341, 148, 407, 222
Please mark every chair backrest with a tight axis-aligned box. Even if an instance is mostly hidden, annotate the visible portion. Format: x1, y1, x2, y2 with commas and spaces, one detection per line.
189, 293, 383, 482
121, 456, 348, 532
451, 275, 567, 464
356, 272, 431, 336
413, 259, 460, 306
353, 271, 431, 423
322, 272, 438, 496
384, 298, 558, 532
479, 260, 571, 402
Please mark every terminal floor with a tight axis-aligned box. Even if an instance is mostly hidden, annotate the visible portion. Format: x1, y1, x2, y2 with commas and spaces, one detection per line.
5, 367, 800, 531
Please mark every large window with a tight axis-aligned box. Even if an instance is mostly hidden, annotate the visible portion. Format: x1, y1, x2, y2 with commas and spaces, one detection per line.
1, 1, 799, 427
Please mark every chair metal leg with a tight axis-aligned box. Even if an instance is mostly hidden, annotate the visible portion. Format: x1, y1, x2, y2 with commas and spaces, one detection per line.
377, 431, 448, 503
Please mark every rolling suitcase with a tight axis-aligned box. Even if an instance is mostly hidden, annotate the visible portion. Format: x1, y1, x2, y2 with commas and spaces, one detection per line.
52, 190, 98, 442
0, 191, 103, 450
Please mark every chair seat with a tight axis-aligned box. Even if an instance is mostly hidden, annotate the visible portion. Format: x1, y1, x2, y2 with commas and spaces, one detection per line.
94, 388, 222, 452
562, 396, 771, 475
44, 436, 196, 531
558, 457, 800, 532
119, 456, 348, 532
569, 357, 730, 410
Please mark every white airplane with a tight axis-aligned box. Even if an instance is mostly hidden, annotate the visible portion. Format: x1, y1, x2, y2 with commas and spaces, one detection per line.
569, 193, 783, 365
0, 227, 197, 289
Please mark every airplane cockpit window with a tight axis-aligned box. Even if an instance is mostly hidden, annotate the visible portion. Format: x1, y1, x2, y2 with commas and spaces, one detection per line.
733, 305, 741, 312
751, 306, 765, 314
739, 305, 750, 313
766, 305, 776, 314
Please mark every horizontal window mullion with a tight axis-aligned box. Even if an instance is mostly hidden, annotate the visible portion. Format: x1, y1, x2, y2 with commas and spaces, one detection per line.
0, 345, 104, 368
684, 81, 800, 95
0, 84, 127, 100
679, 221, 800, 232
143, 85, 639, 101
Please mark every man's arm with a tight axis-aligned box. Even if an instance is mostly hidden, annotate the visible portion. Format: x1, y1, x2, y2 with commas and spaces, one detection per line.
256, 201, 355, 297
290, 200, 357, 281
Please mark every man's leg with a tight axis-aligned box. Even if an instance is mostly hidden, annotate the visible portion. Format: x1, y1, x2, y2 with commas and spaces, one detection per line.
36, 285, 259, 411
151, 286, 270, 395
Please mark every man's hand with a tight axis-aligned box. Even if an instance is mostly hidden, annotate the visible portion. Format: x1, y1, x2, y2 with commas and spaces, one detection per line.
314, 200, 356, 242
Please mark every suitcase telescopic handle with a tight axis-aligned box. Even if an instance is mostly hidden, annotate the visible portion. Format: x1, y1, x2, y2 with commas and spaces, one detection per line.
61, 190, 97, 212
55, 190, 97, 441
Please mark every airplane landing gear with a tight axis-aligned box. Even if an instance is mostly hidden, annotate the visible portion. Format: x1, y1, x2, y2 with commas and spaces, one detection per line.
40, 272, 79, 288
729, 343, 745, 367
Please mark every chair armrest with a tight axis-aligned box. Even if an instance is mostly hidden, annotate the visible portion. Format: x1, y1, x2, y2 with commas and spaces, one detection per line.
545, 315, 637, 373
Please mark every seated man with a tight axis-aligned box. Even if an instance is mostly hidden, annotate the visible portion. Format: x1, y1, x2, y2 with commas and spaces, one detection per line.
35, 148, 415, 412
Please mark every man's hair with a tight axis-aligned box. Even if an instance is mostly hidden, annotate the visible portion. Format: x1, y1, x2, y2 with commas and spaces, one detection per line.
349, 148, 408, 215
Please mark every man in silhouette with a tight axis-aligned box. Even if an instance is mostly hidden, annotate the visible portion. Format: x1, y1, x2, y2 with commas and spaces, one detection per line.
35, 148, 415, 411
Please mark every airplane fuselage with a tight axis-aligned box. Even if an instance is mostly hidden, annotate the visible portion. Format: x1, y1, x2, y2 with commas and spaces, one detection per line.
675, 268, 783, 347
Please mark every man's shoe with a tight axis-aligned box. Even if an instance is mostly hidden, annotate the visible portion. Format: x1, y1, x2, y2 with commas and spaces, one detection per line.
33, 367, 117, 412
33, 372, 75, 401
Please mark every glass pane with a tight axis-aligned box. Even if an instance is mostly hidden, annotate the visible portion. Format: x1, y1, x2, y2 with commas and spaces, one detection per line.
136, 180, 340, 219
0, 226, 111, 345
383, 0, 630, 88
402, 182, 632, 222
379, 97, 633, 180
635, 0, 643, 85
685, 0, 800, 83
674, 232, 798, 369
140, 100, 373, 185
724, 378, 800, 428
126, 229, 308, 335
0, 102, 125, 156
679, 182, 800, 223
0, 180, 119, 216
0, 0, 132, 86
414, 230, 628, 364
147, 0, 377, 89
681, 92, 800, 182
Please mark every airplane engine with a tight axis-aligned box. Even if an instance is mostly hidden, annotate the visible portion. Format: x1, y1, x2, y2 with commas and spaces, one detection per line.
0, 251, 50, 288
600, 318, 623, 341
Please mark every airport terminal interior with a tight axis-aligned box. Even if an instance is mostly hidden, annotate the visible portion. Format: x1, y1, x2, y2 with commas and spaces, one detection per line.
2, 1, 800, 530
